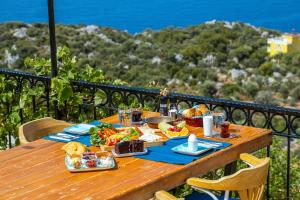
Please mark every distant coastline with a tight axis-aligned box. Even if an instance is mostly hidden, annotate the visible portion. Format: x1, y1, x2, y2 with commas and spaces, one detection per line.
1, 0, 300, 33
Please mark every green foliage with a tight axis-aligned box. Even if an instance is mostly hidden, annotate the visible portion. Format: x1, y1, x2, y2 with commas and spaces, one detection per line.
255, 90, 278, 105
259, 61, 274, 76
219, 83, 242, 99
0, 75, 21, 149
291, 86, 300, 101
200, 81, 217, 97
0, 46, 127, 149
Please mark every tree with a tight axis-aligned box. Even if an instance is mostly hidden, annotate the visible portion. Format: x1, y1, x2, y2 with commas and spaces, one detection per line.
200, 81, 217, 97
255, 91, 278, 105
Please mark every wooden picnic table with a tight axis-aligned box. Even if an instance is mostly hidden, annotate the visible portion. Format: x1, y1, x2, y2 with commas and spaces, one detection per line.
0, 111, 272, 200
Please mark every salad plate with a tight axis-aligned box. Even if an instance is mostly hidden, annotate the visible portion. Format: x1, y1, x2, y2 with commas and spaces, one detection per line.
171, 142, 214, 156
89, 123, 166, 151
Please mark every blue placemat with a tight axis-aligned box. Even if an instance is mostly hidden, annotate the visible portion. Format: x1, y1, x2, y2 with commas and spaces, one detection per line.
43, 120, 122, 146
135, 138, 231, 165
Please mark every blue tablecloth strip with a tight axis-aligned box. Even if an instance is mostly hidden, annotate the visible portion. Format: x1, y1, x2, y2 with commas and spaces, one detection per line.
43, 120, 122, 146
135, 138, 231, 165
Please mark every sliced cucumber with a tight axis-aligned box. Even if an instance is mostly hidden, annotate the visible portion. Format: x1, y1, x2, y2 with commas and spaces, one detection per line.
158, 122, 173, 132
177, 121, 186, 128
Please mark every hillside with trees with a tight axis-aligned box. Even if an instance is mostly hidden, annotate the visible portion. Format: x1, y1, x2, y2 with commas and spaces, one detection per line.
1, 21, 300, 108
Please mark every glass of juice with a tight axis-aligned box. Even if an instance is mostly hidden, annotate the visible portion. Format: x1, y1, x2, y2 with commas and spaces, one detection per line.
220, 121, 230, 138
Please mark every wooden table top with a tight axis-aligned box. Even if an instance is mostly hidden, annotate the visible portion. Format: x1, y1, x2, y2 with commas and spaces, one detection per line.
0, 111, 272, 200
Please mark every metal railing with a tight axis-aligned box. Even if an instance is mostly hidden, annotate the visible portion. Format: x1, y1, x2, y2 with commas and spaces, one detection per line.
1, 68, 300, 199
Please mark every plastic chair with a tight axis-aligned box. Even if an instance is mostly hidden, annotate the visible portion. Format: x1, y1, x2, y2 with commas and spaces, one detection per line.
154, 153, 270, 200
18, 117, 71, 144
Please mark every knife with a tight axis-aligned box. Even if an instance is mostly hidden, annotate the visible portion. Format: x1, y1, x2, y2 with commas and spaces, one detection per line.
57, 133, 79, 139
49, 135, 72, 142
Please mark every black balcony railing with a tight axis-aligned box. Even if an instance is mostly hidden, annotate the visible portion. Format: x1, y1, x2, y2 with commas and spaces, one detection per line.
1, 67, 300, 199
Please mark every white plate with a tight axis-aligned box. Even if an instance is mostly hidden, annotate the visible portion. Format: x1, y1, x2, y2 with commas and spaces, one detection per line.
171, 142, 214, 156
111, 148, 148, 157
64, 124, 95, 135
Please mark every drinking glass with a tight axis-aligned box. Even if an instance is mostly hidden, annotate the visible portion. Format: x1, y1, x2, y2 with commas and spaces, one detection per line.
118, 108, 125, 125
131, 108, 143, 125
220, 121, 230, 138
118, 107, 131, 126
123, 108, 132, 126
212, 111, 225, 135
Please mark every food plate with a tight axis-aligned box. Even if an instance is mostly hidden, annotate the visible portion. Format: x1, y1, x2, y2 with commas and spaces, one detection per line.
171, 142, 215, 156
162, 127, 190, 140
64, 124, 95, 135
144, 116, 174, 129
111, 148, 148, 157
89, 124, 167, 151
65, 154, 117, 172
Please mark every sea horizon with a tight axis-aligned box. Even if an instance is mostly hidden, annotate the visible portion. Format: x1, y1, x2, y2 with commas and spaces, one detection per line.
1, 0, 300, 34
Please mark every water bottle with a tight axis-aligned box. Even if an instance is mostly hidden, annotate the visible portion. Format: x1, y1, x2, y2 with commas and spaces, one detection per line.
159, 96, 168, 116
168, 97, 177, 119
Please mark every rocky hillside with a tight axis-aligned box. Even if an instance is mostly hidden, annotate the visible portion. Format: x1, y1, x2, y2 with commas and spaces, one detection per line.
0, 21, 300, 108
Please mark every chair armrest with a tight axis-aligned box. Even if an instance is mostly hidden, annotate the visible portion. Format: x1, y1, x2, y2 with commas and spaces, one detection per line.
154, 190, 180, 200
187, 178, 222, 191
240, 153, 264, 167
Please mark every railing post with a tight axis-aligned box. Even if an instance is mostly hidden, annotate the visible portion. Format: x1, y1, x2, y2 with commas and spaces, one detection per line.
48, 0, 57, 77
47, 0, 60, 119
286, 115, 292, 199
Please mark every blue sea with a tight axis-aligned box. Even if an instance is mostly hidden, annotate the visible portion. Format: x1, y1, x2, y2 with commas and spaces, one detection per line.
1, 0, 300, 33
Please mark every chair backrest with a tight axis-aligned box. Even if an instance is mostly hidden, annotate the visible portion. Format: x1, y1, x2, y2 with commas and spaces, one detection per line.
188, 154, 270, 200
18, 117, 71, 144
213, 154, 269, 200
220, 158, 269, 200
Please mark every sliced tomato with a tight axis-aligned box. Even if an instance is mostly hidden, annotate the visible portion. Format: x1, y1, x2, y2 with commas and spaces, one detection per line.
97, 130, 104, 140
105, 137, 119, 146
105, 138, 113, 146
135, 127, 143, 135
